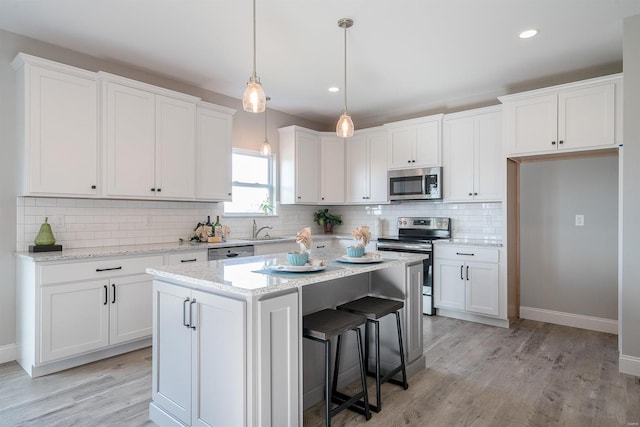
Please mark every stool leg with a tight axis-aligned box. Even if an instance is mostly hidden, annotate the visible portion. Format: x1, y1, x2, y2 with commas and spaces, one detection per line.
324, 339, 331, 427
331, 334, 343, 397
395, 311, 409, 390
355, 328, 372, 420
374, 319, 382, 412
364, 319, 370, 373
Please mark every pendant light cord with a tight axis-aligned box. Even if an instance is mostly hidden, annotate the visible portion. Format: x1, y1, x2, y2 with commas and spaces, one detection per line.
252, 0, 257, 78
343, 23, 348, 113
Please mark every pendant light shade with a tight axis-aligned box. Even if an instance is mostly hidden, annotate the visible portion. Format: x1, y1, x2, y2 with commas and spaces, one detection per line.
261, 96, 272, 156
336, 111, 354, 138
336, 18, 354, 138
243, 0, 266, 113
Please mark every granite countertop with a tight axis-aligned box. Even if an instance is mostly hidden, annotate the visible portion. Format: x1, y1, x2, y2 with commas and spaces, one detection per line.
14, 234, 369, 262
434, 239, 503, 248
146, 248, 426, 297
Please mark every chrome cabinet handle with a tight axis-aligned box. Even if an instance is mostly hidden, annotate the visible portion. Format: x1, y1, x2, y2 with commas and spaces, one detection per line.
190, 300, 197, 330
183, 298, 190, 327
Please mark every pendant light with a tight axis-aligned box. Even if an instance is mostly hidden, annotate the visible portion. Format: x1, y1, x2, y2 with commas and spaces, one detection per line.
336, 18, 354, 138
242, 0, 266, 113
261, 96, 272, 156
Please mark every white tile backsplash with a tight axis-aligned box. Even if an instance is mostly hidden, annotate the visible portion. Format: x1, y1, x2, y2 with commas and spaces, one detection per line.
16, 197, 503, 251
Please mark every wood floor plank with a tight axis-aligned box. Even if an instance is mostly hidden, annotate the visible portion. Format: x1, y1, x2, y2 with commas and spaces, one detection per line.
0, 317, 638, 426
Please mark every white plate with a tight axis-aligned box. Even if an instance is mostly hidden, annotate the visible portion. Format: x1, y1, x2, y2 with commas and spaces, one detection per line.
269, 264, 327, 272
336, 255, 384, 264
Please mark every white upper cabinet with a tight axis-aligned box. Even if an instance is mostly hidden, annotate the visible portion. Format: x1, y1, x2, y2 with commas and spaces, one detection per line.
319, 134, 345, 204
279, 126, 320, 204
195, 102, 236, 201
443, 106, 503, 202
12, 53, 99, 197
385, 114, 443, 169
102, 74, 199, 200
345, 128, 388, 204
500, 74, 622, 156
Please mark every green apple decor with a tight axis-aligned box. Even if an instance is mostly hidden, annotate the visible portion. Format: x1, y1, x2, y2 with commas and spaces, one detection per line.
34, 217, 56, 246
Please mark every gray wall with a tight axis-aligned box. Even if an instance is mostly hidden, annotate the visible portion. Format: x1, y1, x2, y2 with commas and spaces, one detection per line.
0, 29, 323, 350
621, 15, 640, 361
520, 156, 618, 319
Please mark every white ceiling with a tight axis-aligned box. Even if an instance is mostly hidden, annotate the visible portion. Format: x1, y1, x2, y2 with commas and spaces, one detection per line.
1, 0, 639, 128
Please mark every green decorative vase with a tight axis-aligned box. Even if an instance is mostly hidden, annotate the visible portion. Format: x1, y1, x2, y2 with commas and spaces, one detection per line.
34, 217, 56, 246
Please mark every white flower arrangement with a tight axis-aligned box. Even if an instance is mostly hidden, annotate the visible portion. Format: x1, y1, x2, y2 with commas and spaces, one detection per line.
296, 227, 312, 253
351, 225, 371, 248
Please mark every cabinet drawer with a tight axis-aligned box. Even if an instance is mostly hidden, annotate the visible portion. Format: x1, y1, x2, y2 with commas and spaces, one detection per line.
166, 250, 207, 265
435, 246, 499, 263
39, 255, 164, 285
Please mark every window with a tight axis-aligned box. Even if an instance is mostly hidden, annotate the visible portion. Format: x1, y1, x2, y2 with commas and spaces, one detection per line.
224, 149, 275, 215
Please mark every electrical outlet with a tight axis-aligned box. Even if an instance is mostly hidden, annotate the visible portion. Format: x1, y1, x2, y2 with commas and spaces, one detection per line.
575, 214, 584, 226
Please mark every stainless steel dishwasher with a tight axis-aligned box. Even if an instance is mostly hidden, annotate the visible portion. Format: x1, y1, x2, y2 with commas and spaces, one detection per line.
207, 245, 255, 260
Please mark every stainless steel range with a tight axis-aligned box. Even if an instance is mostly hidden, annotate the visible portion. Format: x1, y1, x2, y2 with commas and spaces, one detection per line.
377, 217, 451, 315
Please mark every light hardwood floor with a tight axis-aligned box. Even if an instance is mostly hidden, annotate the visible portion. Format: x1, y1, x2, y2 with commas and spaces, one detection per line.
1, 316, 638, 426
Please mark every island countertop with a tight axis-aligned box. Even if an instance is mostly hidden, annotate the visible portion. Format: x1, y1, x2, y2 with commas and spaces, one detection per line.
146, 248, 426, 297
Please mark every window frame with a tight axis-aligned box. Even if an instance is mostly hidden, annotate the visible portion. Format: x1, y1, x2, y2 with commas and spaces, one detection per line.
223, 148, 277, 217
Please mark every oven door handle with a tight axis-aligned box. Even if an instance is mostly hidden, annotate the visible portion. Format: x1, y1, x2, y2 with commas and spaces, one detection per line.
377, 242, 432, 252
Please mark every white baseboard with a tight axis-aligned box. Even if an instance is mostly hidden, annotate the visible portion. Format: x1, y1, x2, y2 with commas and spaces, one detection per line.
619, 354, 640, 377
520, 306, 618, 334
0, 343, 17, 364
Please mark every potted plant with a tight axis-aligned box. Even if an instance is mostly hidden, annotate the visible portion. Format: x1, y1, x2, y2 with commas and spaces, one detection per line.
313, 208, 343, 234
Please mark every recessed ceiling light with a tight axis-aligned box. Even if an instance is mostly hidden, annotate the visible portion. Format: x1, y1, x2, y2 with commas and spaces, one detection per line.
328, 86, 340, 93
519, 29, 539, 39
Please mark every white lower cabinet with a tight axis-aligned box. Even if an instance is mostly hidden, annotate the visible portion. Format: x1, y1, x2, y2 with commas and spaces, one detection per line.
150, 281, 299, 427
16, 254, 162, 377
434, 246, 500, 317
151, 281, 246, 427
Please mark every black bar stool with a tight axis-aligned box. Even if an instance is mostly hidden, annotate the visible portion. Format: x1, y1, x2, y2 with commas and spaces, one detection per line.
337, 296, 408, 412
303, 308, 372, 427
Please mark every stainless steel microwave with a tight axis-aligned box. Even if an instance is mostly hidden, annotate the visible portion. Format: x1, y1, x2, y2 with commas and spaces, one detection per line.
388, 167, 442, 201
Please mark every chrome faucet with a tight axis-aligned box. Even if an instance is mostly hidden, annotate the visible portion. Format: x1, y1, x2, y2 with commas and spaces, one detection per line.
252, 219, 273, 239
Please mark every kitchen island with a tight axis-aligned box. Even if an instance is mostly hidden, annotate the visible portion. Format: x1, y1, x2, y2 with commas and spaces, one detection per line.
146, 247, 427, 427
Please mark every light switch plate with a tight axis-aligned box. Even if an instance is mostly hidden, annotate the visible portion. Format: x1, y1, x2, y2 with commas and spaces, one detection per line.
575, 214, 584, 226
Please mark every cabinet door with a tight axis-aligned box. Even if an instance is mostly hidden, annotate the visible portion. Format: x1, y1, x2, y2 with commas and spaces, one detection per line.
109, 274, 153, 345
433, 259, 465, 311
196, 106, 233, 201
504, 94, 557, 155
104, 82, 156, 197
444, 116, 474, 201
152, 281, 192, 425
465, 261, 499, 316
295, 132, 320, 203
319, 135, 345, 204
155, 95, 196, 199
257, 292, 298, 427
474, 111, 503, 201
345, 134, 369, 203
414, 120, 441, 167
388, 127, 415, 168
26, 66, 98, 196
368, 131, 389, 203
406, 263, 423, 363
192, 290, 246, 427
558, 83, 616, 150
41, 280, 109, 363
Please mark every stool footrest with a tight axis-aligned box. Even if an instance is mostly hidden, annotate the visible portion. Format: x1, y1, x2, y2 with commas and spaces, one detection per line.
366, 364, 409, 389
331, 391, 372, 419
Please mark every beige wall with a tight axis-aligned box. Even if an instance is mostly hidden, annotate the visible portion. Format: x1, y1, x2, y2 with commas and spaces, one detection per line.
621, 14, 640, 372
520, 155, 618, 320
